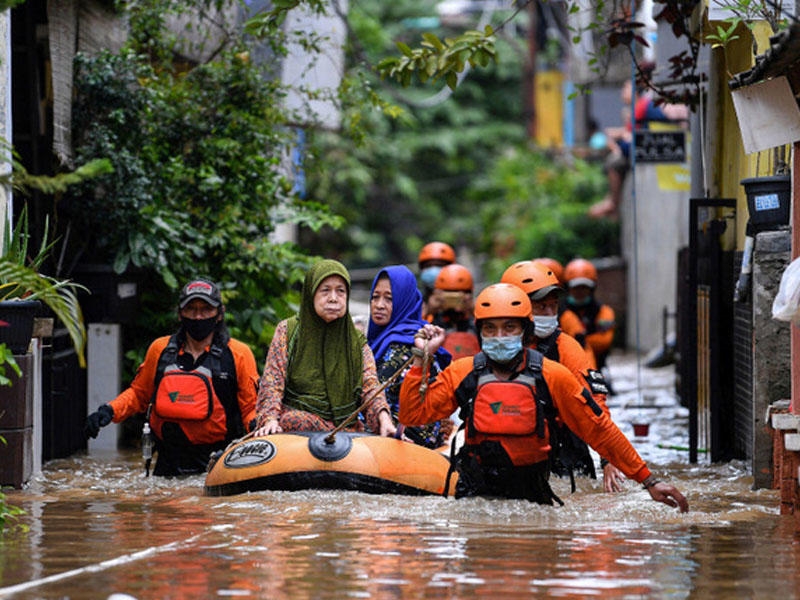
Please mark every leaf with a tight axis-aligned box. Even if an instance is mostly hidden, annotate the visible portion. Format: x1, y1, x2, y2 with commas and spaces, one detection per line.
446, 71, 458, 91
396, 41, 412, 57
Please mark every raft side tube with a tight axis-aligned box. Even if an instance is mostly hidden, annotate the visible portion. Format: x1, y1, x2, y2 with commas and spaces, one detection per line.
203, 432, 457, 497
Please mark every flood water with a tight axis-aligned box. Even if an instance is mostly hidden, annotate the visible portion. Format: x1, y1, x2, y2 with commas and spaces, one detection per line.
2, 353, 799, 599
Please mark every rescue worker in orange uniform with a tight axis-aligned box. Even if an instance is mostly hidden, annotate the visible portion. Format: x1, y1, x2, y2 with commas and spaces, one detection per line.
399, 283, 688, 511
501, 260, 626, 493
559, 258, 616, 373
84, 278, 260, 476
429, 263, 480, 359
417, 241, 456, 319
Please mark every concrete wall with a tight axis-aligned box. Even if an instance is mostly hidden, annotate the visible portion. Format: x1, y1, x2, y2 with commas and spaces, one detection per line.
752, 229, 792, 488
621, 163, 690, 352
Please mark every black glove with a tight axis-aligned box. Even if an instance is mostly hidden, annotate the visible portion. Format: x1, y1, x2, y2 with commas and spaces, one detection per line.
85, 405, 114, 439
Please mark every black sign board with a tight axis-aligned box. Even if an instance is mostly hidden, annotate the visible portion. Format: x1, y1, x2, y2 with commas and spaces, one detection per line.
634, 130, 686, 163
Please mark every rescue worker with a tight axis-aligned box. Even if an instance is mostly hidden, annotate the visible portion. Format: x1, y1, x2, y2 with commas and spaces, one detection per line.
429, 263, 480, 360
398, 283, 688, 511
84, 278, 260, 476
501, 260, 626, 493
417, 241, 456, 319
559, 258, 616, 374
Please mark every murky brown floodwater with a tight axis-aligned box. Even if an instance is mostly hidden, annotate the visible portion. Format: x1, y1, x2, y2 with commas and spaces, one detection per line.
2, 354, 799, 599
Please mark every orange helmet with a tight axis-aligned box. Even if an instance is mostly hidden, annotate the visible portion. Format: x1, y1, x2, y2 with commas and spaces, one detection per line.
434, 263, 473, 292
563, 258, 598, 288
474, 283, 532, 320
501, 261, 562, 301
418, 241, 456, 266
533, 257, 564, 284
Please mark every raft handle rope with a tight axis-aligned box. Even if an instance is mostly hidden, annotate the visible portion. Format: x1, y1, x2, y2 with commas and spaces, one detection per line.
418, 339, 431, 402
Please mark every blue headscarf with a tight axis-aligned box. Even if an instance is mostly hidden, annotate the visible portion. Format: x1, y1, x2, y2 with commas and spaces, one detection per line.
367, 265, 451, 367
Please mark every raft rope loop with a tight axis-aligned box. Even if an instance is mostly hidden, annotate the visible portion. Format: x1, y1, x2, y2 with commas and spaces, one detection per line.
418, 339, 431, 402
324, 353, 417, 444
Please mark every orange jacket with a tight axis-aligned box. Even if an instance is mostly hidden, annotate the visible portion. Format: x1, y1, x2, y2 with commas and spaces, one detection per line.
531, 330, 608, 414
559, 304, 615, 363
399, 355, 650, 482
108, 335, 259, 442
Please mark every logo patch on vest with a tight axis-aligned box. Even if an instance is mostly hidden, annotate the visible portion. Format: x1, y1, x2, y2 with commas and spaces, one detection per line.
490, 401, 502, 414
223, 440, 277, 468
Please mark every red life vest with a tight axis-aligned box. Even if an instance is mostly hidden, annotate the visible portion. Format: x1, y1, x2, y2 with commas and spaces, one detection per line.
458, 350, 550, 467
150, 339, 229, 445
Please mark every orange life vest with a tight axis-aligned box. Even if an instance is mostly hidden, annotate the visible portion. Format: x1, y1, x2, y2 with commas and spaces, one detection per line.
456, 350, 550, 467
149, 338, 229, 445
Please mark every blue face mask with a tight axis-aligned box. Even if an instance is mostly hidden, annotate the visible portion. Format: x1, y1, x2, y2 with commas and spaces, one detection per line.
419, 266, 442, 288
567, 294, 592, 307
533, 315, 559, 338
482, 334, 523, 363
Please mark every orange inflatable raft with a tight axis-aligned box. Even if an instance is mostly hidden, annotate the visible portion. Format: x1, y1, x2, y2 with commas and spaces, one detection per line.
204, 431, 458, 497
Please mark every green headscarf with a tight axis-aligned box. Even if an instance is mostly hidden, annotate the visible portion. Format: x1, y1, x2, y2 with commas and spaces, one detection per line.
283, 259, 366, 424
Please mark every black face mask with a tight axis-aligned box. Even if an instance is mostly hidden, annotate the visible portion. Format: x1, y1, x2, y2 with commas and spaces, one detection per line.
181, 316, 218, 341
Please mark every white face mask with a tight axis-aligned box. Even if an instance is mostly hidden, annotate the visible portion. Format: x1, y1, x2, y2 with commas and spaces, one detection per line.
533, 315, 559, 338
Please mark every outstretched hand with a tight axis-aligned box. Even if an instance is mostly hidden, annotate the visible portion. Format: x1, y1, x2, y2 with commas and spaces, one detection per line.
603, 462, 626, 493
648, 481, 690, 513
84, 405, 114, 439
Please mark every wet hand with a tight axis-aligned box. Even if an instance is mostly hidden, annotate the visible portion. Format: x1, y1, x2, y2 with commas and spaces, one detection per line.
84, 405, 114, 439
377, 410, 397, 438
253, 418, 282, 437
648, 481, 690, 513
603, 462, 626, 493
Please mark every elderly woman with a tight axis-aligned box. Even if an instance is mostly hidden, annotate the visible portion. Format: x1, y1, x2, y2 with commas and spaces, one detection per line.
254, 259, 395, 437
368, 265, 453, 448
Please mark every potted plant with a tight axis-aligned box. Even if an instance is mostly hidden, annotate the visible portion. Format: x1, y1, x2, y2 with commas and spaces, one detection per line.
0, 146, 110, 365
0, 207, 88, 364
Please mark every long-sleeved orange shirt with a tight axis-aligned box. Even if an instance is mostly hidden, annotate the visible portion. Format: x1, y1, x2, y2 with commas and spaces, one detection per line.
399, 354, 650, 483
532, 330, 608, 413
108, 335, 259, 438
559, 303, 615, 364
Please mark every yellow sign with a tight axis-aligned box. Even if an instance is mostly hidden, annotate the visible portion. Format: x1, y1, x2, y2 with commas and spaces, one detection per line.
535, 71, 563, 148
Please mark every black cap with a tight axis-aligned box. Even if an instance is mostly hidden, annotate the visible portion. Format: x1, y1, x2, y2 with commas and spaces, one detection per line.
530, 284, 563, 301
179, 278, 222, 309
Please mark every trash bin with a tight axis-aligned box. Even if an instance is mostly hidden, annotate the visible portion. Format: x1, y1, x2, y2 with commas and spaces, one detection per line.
741, 175, 791, 230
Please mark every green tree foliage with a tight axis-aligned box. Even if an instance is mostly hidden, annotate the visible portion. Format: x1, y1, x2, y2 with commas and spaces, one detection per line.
299, 0, 529, 268
291, 0, 615, 279
470, 147, 617, 282
61, 2, 342, 354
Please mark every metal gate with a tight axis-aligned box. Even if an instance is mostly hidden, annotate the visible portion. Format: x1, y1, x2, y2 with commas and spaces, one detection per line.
684, 198, 737, 463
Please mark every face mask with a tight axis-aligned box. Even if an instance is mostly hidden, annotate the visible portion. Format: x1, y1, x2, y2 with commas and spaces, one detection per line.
567, 294, 592, 307
182, 316, 218, 341
482, 334, 523, 363
533, 315, 559, 338
419, 266, 442, 288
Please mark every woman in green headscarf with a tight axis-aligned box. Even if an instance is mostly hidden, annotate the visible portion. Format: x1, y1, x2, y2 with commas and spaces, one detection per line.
254, 259, 396, 436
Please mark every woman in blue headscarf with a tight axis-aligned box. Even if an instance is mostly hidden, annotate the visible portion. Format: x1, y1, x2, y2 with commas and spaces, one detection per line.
368, 265, 453, 448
